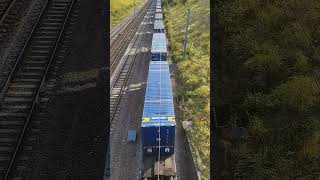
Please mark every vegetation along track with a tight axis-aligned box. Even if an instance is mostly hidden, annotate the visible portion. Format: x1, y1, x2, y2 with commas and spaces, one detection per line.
110, 0, 147, 46
109, 0, 151, 76
0, 0, 75, 179
109, 7, 150, 125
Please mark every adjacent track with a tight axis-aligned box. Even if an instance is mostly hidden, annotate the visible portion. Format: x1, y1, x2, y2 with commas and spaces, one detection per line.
0, 0, 26, 33
110, 0, 151, 76
109, 1, 146, 45
0, 0, 74, 179
109, 8, 150, 124
0, 0, 14, 23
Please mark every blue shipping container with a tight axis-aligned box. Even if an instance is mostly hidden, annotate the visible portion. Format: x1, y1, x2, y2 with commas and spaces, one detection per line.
155, 13, 163, 20
141, 61, 175, 156
154, 19, 165, 33
151, 33, 167, 61
152, 53, 167, 61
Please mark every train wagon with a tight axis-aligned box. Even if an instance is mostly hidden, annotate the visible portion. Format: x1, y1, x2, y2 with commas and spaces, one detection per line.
154, 13, 163, 20
154, 19, 165, 33
141, 155, 176, 179
141, 61, 175, 155
156, 5, 161, 9
156, 8, 162, 13
151, 33, 167, 61
140, 61, 176, 179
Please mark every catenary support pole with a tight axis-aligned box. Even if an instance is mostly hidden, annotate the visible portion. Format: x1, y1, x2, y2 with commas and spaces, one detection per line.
182, 9, 190, 60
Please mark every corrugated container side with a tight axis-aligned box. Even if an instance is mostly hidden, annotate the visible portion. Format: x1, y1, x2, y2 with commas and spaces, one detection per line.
151, 33, 167, 60
141, 61, 176, 156
155, 13, 163, 20
154, 19, 165, 31
142, 126, 175, 146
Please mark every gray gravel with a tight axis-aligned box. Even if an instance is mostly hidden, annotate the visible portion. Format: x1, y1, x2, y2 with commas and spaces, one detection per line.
109, 5, 154, 180
0, 0, 46, 92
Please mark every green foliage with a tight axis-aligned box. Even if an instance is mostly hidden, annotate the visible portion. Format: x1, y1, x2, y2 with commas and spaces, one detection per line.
215, 0, 320, 179
110, 0, 144, 29
164, 0, 210, 178
268, 76, 320, 112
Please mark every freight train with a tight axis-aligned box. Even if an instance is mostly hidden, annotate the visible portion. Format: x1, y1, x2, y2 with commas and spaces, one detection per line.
140, 0, 177, 179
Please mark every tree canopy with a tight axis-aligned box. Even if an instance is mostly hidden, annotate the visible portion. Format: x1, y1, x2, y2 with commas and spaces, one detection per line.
215, 0, 320, 179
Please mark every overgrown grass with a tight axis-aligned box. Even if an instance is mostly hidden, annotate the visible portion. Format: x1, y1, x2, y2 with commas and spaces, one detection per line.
164, 0, 210, 179
110, 0, 144, 30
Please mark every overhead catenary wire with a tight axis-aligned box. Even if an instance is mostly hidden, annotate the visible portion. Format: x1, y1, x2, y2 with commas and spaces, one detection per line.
156, 2, 163, 179
157, 51, 162, 180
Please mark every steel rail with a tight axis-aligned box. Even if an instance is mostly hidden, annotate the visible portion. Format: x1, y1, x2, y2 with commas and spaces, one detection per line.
110, 0, 151, 76
4, 0, 75, 178
0, 0, 47, 100
0, 0, 16, 24
110, 11, 149, 123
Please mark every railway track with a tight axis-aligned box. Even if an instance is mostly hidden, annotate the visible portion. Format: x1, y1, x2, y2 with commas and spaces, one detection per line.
110, 0, 151, 76
0, 0, 75, 179
109, 5, 152, 125
110, 0, 147, 46
0, 0, 13, 21
0, 0, 27, 33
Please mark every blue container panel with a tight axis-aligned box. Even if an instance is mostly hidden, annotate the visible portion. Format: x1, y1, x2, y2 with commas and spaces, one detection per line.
151, 45, 167, 53
143, 146, 174, 156
151, 33, 167, 53
151, 43, 166, 53
151, 52, 167, 61
155, 13, 163, 20
154, 20, 164, 30
142, 62, 175, 124
151, 33, 166, 47
142, 126, 175, 146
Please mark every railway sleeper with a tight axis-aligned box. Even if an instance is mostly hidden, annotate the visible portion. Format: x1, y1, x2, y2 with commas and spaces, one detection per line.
0, 146, 32, 154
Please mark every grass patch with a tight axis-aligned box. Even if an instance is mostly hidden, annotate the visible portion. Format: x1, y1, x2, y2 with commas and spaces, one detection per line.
110, 0, 144, 29
164, 0, 210, 179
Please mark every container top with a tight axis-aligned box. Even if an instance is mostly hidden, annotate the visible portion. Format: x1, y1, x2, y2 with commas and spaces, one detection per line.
154, 19, 165, 30
151, 33, 167, 53
155, 13, 163, 19
142, 61, 175, 127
